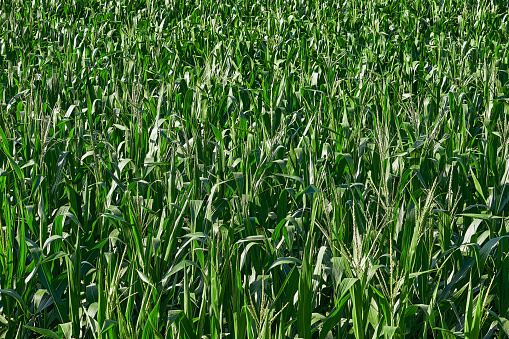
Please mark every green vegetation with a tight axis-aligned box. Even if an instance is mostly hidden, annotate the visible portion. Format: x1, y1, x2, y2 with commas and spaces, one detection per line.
1, 0, 509, 337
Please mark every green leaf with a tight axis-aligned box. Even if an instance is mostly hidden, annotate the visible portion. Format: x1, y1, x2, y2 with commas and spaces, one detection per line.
273, 173, 305, 184
0, 289, 28, 311
24, 326, 62, 339
268, 257, 302, 270
100, 320, 117, 335
469, 168, 486, 203
59, 322, 73, 339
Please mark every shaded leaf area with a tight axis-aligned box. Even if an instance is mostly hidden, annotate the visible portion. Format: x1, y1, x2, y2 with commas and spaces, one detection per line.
1, 0, 509, 338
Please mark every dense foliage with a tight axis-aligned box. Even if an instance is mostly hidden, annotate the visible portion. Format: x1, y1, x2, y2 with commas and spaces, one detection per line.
1, 0, 509, 337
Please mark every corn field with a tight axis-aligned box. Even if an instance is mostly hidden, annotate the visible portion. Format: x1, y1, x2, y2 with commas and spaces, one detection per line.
1, 0, 509, 338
